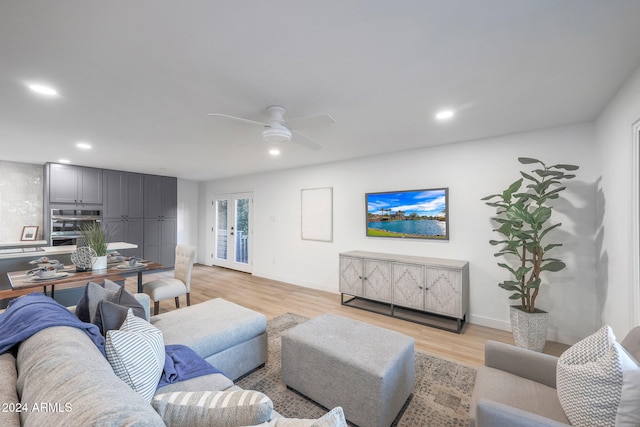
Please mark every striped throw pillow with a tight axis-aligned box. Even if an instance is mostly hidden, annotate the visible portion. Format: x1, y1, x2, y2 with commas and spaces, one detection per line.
152, 390, 273, 427
106, 309, 165, 403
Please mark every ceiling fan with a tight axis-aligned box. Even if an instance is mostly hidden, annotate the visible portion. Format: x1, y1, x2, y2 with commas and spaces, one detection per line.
208, 105, 335, 151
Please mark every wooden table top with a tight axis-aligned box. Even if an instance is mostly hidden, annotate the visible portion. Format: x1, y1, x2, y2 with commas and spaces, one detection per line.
7, 261, 164, 290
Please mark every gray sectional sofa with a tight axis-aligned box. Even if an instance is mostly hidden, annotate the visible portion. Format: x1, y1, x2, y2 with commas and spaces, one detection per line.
0, 293, 346, 427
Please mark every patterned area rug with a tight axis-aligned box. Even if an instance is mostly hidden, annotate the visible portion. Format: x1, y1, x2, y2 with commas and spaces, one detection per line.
236, 313, 477, 426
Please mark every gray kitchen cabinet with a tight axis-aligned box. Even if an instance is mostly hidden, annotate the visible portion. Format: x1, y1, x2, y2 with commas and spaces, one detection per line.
144, 175, 177, 219
143, 218, 177, 267
103, 170, 143, 219
339, 251, 469, 333
48, 163, 102, 205
103, 218, 144, 257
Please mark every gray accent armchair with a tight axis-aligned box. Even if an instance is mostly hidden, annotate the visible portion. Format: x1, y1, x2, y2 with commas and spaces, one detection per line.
469, 326, 640, 427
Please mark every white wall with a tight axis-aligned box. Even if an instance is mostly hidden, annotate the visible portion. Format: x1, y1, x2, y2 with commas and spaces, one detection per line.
595, 64, 640, 338
198, 122, 598, 344
177, 179, 199, 252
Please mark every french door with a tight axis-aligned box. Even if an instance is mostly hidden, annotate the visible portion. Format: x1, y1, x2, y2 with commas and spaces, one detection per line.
211, 192, 252, 273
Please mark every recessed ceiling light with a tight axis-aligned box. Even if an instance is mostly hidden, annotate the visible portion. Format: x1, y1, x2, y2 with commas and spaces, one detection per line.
58, 159, 71, 164
26, 83, 59, 97
269, 149, 281, 156
435, 109, 455, 120
76, 142, 92, 150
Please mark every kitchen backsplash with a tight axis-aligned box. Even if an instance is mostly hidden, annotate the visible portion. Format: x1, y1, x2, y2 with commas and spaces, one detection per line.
0, 161, 43, 242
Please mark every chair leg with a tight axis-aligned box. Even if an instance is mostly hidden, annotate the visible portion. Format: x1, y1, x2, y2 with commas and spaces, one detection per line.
186, 293, 191, 307
175, 297, 180, 309
154, 301, 159, 316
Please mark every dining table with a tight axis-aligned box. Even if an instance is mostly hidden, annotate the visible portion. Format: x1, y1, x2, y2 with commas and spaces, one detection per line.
7, 260, 165, 298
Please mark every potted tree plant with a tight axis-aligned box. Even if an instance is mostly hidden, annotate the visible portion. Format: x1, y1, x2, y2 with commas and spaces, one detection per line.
80, 222, 110, 270
481, 157, 578, 351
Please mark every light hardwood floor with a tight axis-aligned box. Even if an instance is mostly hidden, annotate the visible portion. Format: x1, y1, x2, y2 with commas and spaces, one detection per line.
124, 264, 569, 367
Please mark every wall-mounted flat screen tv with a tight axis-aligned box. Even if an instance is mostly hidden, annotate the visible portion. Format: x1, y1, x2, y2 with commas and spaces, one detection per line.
366, 188, 449, 240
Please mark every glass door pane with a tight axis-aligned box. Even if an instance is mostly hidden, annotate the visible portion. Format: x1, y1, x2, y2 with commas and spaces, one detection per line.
215, 199, 228, 261
235, 198, 250, 264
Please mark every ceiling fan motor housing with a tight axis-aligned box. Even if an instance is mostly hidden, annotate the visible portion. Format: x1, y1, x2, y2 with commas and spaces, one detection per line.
263, 106, 292, 143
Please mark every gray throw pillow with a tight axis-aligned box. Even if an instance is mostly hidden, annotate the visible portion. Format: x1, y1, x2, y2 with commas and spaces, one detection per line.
93, 285, 146, 335
75, 280, 121, 323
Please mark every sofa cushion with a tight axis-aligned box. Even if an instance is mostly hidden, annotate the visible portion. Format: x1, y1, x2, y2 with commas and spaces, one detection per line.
16, 326, 164, 426
152, 390, 273, 427
106, 309, 165, 403
0, 352, 20, 427
470, 366, 569, 424
557, 325, 640, 426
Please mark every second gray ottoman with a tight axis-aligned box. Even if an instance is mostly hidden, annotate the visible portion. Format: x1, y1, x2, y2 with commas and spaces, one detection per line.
281, 314, 415, 427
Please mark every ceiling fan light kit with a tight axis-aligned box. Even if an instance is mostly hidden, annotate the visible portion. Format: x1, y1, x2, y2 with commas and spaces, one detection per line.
262, 124, 292, 143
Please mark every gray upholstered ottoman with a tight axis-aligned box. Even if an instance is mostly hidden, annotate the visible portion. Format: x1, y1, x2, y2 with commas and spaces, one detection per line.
151, 298, 267, 380
281, 314, 415, 427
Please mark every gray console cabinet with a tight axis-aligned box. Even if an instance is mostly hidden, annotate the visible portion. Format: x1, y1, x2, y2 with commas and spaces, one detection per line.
339, 251, 469, 333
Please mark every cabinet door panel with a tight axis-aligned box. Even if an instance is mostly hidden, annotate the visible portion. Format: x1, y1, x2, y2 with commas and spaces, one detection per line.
144, 175, 162, 218
79, 167, 102, 204
126, 173, 144, 218
125, 219, 144, 258
161, 176, 177, 218
364, 260, 391, 303
392, 263, 424, 310
103, 171, 124, 218
339, 256, 363, 297
49, 164, 78, 203
425, 268, 462, 318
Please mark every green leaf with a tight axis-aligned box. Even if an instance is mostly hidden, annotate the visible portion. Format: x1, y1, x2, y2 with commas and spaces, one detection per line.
527, 278, 541, 289
497, 262, 516, 275
499, 281, 523, 292
489, 239, 505, 246
520, 171, 540, 184
539, 223, 562, 240
481, 194, 501, 201
543, 243, 562, 251
540, 261, 566, 272
532, 206, 552, 224
518, 157, 542, 165
502, 179, 523, 201
552, 164, 579, 171
495, 222, 512, 236
509, 293, 523, 300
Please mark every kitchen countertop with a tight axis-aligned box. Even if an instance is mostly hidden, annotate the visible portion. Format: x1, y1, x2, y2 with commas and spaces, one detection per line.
0, 240, 48, 248
0, 242, 137, 260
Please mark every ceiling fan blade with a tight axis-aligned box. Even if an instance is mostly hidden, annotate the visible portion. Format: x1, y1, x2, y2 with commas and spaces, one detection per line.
287, 113, 336, 129
207, 113, 267, 127
292, 130, 323, 151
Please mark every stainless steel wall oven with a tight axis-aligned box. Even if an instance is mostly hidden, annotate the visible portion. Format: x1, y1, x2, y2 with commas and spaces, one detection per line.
50, 209, 102, 246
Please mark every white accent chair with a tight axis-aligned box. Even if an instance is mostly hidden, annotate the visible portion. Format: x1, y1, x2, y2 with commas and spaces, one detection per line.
143, 245, 196, 315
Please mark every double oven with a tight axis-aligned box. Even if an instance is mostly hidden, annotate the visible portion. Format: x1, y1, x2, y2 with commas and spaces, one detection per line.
50, 209, 102, 246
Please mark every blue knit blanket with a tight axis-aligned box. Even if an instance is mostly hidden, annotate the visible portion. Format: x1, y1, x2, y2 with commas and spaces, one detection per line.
0, 293, 105, 355
158, 344, 224, 388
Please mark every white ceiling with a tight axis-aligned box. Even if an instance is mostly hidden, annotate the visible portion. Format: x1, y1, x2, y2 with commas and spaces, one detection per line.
1, 1, 640, 181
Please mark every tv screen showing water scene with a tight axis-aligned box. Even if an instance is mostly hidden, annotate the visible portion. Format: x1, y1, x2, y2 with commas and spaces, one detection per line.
366, 188, 449, 240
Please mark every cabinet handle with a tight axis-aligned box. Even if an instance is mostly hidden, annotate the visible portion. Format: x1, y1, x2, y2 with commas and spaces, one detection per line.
419, 286, 423, 290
